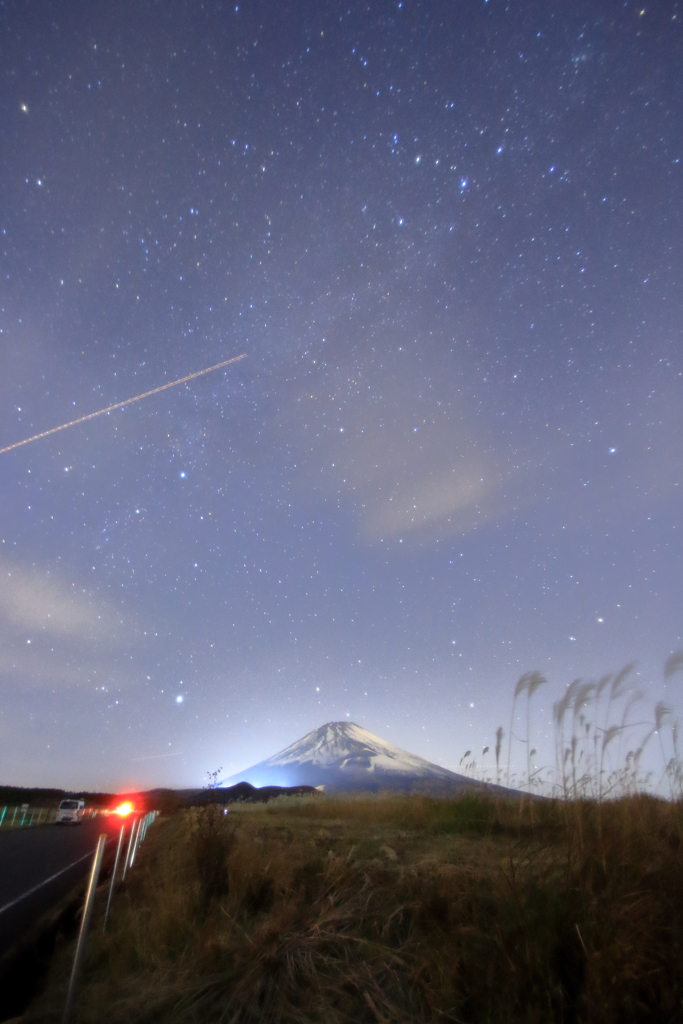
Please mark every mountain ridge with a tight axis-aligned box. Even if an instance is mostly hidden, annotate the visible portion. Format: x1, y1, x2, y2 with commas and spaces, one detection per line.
220, 721, 513, 795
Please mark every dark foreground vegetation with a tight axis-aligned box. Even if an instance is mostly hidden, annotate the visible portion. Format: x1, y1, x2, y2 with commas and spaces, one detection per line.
185, 781, 321, 805
0, 785, 115, 809
0, 783, 317, 824
25, 791, 683, 1024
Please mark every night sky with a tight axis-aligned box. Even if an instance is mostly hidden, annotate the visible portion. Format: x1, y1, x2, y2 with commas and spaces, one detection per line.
1, 0, 681, 792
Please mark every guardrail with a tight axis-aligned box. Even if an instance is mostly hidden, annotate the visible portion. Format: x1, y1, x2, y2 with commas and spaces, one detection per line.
0, 805, 56, 828
62, 809, 158, 1023
0, 805, 159, 1020
0, 806, 109, 830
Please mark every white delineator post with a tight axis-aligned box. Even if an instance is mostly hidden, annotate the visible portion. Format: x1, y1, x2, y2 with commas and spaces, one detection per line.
121, 818, 139, 880
102, 823, 126, 931
62, 833, 107, 1024
129, 817, 143, 867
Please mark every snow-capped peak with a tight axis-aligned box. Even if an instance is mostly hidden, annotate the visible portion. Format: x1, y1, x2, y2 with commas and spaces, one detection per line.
241, 721, 459, 781
220, 721, 504, 794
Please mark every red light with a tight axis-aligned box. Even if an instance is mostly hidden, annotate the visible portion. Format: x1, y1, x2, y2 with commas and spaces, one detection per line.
114, 801, 134, 817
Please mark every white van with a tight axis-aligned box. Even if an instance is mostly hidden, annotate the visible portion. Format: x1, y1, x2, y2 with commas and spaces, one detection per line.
55, 798, 85, 825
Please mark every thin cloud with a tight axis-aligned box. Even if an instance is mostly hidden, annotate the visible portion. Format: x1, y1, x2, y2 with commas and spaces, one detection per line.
0, 559, 122, 640
0, 559, 135, 690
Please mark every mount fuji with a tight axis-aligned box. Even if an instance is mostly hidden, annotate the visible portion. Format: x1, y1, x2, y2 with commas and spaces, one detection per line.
220, 722, 509, 795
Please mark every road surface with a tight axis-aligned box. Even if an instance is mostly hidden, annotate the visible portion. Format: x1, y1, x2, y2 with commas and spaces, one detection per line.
0, 817, 127, 961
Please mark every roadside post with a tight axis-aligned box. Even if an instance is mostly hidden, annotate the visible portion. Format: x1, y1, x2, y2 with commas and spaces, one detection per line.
0, 806, 6, 827
122, 818, 139, 880
103, 824, 126, 932
140, 811, 151, 842
62, 833, 107, 1024
129, 817, 143, 867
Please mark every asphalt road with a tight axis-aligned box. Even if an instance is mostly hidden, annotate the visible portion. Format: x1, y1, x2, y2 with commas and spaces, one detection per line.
0, 817, 128, 961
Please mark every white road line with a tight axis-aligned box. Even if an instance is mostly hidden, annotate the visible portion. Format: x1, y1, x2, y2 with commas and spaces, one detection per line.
0, 848, 97, 916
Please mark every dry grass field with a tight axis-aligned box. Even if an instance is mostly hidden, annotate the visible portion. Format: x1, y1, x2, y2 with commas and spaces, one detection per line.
24, 791, 683, 1024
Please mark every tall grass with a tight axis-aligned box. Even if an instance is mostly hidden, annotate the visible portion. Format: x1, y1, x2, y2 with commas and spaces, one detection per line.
28, 792, 683, 1024
456, 653, 683, 800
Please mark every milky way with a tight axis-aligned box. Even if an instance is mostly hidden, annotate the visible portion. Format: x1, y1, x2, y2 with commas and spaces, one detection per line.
0, 0, 681, 791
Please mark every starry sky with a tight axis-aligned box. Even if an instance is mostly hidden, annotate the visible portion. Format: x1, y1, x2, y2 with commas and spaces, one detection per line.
1, 0, 681, 792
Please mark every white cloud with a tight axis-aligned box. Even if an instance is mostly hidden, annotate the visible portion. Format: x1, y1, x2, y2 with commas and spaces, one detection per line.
0, 559, 132, 689
0, 559, 121, 639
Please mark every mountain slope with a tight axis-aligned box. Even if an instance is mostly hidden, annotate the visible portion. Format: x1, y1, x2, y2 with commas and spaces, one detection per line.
220, 721, 510, 795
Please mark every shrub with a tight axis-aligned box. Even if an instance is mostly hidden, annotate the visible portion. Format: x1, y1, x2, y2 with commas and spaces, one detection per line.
188, 805, 235, 910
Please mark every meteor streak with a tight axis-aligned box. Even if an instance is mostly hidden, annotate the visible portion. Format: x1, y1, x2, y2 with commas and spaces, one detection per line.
0, 353, 246, 454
